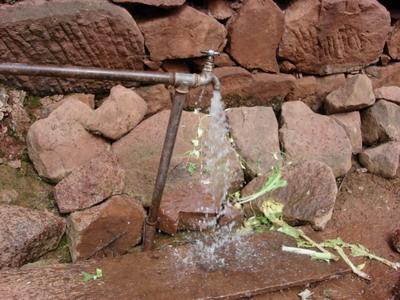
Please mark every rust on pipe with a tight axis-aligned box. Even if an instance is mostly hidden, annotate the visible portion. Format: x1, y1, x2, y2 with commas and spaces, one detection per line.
0, 63, 199, 87
143, 85, 189, 251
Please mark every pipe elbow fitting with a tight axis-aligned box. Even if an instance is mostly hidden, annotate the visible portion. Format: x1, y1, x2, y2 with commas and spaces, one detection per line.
211, 74, 221, 91
196, 72, 220, 91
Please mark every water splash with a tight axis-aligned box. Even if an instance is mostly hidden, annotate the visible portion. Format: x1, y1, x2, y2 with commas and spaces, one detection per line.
174, 90, 259, 272
202, 90, 233, 207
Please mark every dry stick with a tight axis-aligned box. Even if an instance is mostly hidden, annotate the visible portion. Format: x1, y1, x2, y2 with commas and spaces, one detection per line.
334, 246, 371, 281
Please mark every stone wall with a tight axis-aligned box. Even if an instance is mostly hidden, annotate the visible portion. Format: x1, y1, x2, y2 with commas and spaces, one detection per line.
0, 0, 398, 104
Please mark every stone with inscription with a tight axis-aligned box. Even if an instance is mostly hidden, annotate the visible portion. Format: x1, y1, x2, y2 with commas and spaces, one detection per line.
0, 0, 144, 94
279, 0, 390, 75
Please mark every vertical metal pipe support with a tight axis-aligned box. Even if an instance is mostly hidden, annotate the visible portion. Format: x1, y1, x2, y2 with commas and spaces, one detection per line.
143, 85, 189, 251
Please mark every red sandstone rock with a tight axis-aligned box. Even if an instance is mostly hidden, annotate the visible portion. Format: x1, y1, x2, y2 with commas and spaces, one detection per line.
86, 85, 147, 140
279, 0, 391, 75
330, 112, 362, 154
0, 0, 144, 94
226, 106, 281, 177
205, 0, 233, 20
135, 84, 171, 116
158, 152, 243, 234
158, 165, 218, 234
55, 152, 125, 213
286, 74, 346, 112
374, 86, 400, 105
227, 0, 284, 73
279, 61, 296, 73
242, 160, 338, 230
280, 101, 352, 177
67, 195, 145, 262
388, 20, 400, 60
324, 74, 375, 114
0, 205, 65, 269
359, 142, 400, 178
40, 94, 95, 119
214, 53, 236, 67
366, 63, 400, 88
137, 5, 226, 61
27, 100, 109, 182
112, 0, 185, 7
361, 100, 400, 145
186, 68, 296, 110
112, 110, 243, 207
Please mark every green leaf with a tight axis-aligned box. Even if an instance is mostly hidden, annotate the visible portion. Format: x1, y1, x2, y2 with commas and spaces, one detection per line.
320, 238, 345, 248
236, 167, 287, 205
311, 252, 334, 263
277, 224, 300, 239
81, 268, 103, 282
186, 162, 197, 176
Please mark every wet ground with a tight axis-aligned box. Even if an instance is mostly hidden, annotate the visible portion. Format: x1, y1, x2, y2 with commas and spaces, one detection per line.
0, 163, 399, 299
0, 230, 350, 299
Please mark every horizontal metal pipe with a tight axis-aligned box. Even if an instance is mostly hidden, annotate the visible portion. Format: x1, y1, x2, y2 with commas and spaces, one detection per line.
0, 63, 199, 87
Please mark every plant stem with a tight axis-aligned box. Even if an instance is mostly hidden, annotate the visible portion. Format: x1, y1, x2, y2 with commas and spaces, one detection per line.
299, 230, 339, 261
335, 246, 371, 281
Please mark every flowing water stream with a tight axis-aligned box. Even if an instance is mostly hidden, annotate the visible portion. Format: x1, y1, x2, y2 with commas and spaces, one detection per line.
174, 90, 259, 272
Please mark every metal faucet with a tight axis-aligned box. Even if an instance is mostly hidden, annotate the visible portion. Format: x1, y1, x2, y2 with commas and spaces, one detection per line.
0, 50, 221, 251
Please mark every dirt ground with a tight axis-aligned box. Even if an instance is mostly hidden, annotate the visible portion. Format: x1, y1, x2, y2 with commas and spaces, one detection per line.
254, 168, 400, 300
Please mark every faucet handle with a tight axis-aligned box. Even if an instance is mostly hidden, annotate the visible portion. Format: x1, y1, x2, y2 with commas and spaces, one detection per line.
201, 50, 221, 58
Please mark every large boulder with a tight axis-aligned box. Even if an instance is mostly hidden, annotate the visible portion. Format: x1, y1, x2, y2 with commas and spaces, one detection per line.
226, 106, 281, 177
54, 152, 125, 213
0, 205, 65, 269
279, 0, 391, 75
67, 195, 145, 262
374, 86, 400, 105
324, 74, 375, 114
359, 142, 400, 178
27, 100, 110, 182
280, 101, 352, 177
330, 111, 362, 154
86, 85, 147, 140
242, 160, 338, 230
112, 110, 243, 207
0, 0, 144, 94
226, 0, 284, 73
361, 100, 400, 145
137, 5, 226, 61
